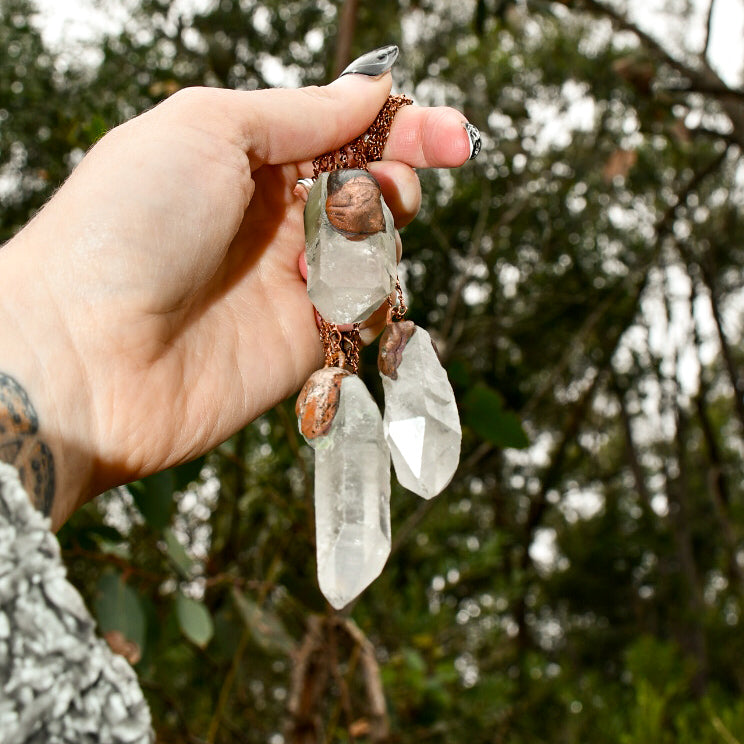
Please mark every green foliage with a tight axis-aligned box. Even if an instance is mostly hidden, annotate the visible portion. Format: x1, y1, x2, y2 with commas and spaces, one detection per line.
94, 571, 147, 653
462, 383, 529, 449
130, 471, 177, 530
232, 587, 295, 655
163, 526, 196, 577
176, 592, 214, 648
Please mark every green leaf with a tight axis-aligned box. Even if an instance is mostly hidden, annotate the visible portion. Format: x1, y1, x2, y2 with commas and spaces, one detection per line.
84, 113, 108, 143
130, 470, 176, 530
446, 359, 471, 388
462, 384, 529, 449
176, 592, 214, 648
87, 524, 126, 544
173, 456, 205, 491
162, 527, 195, 578
94, 571, 146, 654
232, 587, 295, 655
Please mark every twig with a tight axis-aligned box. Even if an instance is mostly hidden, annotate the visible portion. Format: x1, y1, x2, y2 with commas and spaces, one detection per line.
63, 544, 166, 585
710, 713, 742, 744
323, 619, 356, 743
286, 615, 329, 744
332, 0, 359, 79
577, 0, 711, 83
390, 496, 443, 557
662, 83, 744, 103
570, 0, 744, 147
703, 0, 716, 64
341, 618, 389, 742
206, 626, 251, 744
206, 557, 282, 743
439, 181, 492, 348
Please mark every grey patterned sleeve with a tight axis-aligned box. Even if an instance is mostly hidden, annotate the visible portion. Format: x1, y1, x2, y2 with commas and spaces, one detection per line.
0, 462, 154, 744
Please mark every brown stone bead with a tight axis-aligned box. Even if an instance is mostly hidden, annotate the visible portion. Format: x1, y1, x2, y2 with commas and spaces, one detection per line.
325, 169, 386, 241
295, 367, 352, 440
378, 320, 416, 380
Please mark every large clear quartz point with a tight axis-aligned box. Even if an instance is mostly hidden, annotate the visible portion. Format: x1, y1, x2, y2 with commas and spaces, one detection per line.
309, 375, 391, 609
381, 326, 461, 499
304, 170, 397, 325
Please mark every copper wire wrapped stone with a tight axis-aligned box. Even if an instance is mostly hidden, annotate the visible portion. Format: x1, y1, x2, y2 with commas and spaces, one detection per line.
378, 320, 416, 380
325, 170, 385, 240
295, 367, 351, 442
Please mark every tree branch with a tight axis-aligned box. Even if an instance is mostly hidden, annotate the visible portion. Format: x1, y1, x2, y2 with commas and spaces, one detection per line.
577, 0, 711, 83
286, 615, 329, 744
610, 372, 656, 522
703, 0, 716, 64
439, 181, 492, 352
569, 0, 744, 146
333, 0, 359, 78
662, 82, 744, 102
697, 259, 744, 434
690, 316, 744, 594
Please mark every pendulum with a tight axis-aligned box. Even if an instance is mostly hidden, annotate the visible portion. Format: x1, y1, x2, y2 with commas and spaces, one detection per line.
296, 92, 462, 609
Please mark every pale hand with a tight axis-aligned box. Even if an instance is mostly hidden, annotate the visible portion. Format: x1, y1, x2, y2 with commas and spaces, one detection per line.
0, 73, 474, 528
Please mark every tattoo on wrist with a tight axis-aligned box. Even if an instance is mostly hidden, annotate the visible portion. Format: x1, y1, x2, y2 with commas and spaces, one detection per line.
0, 372, 55, 515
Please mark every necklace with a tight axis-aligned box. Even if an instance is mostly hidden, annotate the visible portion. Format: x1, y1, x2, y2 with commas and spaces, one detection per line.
296, 94, 462, 609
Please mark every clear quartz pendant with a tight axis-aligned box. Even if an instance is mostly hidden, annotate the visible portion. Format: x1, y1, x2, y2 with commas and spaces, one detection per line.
304, 170, 397, 325
298, 372, 391, 609
379, 323, 462, 499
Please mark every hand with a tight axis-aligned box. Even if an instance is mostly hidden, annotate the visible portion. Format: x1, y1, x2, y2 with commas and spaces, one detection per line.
0, 71, 475, 528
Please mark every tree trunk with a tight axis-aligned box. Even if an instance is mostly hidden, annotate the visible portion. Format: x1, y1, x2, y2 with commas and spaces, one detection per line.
333, 0, 359, 78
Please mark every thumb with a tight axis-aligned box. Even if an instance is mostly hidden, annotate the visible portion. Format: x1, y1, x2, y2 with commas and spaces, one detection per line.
244, 72, 393, 168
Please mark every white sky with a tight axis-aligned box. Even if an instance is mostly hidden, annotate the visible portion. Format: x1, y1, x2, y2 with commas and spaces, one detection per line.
32, 0, 744, 87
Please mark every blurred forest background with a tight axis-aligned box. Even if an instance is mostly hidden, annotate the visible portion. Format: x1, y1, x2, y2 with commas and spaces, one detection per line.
3, 0, 744, 741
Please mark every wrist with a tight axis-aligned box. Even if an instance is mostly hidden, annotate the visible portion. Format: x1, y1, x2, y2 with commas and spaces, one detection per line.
0, 234, 96, 529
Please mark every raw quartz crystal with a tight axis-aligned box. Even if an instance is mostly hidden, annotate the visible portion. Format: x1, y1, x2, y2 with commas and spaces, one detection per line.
300, 374, 391, 609
304, 169, 397, 325
380, 324, 462, 499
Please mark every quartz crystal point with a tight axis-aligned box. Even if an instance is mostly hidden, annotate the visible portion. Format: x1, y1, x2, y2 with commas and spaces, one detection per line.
304, 169, 397, 325
380, 323, 462, 499
300, 373, 391, 609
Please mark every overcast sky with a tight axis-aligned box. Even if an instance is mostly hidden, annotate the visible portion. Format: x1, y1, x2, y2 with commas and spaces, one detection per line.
31, 0, 744, 87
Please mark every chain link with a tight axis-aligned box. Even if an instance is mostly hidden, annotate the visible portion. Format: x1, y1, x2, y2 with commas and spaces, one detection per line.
387, 278, 407, 322
313, 94, 413, 178
318, 318, 362, 374
311, 94, 412, 370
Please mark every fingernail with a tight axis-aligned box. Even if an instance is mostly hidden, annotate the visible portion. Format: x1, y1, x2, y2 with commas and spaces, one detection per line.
464, 122, 481, 160
340, 45, 399, 77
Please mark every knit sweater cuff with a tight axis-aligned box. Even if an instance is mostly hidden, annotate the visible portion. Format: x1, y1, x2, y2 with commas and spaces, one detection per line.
0, 462, 153, 743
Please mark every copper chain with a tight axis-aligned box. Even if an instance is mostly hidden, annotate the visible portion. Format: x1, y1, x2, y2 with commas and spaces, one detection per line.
387, 278, 407, 322
311, 94, 412, 372
313, 94, 413, 177
318, 317, 361, 373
